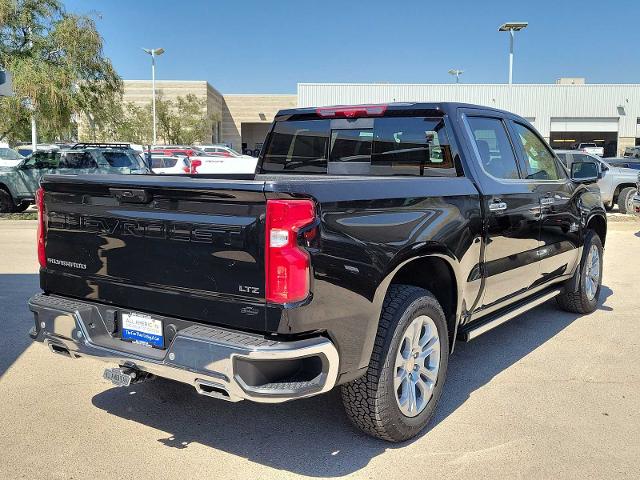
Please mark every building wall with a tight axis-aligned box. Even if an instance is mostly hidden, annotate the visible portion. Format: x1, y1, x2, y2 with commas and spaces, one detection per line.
221, 94, 297, 150
122, 80, 224, 144
298, 83, 640, 154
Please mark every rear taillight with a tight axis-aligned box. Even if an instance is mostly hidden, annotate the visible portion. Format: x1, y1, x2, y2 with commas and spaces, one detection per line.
316, 104, 387, 119
190, 159, 202, 174
265, 199, 316, 304
36, 187, 46, 268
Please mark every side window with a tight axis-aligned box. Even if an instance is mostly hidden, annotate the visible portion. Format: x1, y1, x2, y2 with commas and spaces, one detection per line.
61, 152, 97, 169
371, 117, 454, 176
467, 117, 520, 179
150, 158, 165, 169
24, 151, 60, 169
512, 123, 562, 181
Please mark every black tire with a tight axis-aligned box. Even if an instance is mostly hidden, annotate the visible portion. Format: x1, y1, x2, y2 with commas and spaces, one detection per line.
617, 187, 636, 214
341, 285, 449, 442
556, 231, 603, 314
0, 188, 16, 213
14, 201, 30, 213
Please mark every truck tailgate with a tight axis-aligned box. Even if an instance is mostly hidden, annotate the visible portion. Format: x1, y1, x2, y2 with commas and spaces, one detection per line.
40, 174, 270, 331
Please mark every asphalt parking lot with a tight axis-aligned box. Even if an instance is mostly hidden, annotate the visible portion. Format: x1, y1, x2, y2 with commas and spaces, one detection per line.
1, 219, 639, 480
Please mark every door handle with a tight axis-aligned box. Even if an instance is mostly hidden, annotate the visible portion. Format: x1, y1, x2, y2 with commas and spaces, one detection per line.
489, 201, 508, 212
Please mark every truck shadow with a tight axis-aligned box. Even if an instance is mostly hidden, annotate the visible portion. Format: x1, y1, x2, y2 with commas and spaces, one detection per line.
91, 285, 613, 477
0, 274, 39, 378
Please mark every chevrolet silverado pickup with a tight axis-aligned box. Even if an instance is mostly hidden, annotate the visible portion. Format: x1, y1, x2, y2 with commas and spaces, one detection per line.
28, 103, 607, 442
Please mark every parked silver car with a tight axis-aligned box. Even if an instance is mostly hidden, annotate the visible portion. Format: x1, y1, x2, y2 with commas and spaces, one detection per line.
555, 150, 637, 213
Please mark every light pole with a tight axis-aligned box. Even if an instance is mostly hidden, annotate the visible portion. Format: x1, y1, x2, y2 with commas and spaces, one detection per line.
22, 97, 36, 150
498, 22, 528, 84
142, 47, 165, 145
448, 69, 464, 84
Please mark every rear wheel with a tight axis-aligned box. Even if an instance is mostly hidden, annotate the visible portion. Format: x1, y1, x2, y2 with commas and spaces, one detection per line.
341, 285, 449, 442
0, 189, 16, 213
556, 231, 603, 314
618, 187, 636, 214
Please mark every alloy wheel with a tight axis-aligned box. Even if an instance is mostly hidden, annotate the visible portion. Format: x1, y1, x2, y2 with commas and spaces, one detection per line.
393, 315, 441, 417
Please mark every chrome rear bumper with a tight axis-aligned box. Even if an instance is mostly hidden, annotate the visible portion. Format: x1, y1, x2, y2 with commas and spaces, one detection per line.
28, 294, 339, 403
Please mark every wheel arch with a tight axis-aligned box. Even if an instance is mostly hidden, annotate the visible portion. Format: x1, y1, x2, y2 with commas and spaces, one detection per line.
586, 213, 607, 247
376, 250, 461, 351
613, 183, 636, 202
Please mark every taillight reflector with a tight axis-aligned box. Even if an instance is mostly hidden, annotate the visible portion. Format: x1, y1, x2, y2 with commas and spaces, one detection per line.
265, 199, 315, 304
316, 104, 387, 119
36, 187, 46, 268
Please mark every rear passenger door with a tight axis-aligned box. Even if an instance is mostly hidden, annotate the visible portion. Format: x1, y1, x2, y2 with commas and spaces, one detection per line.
508, 121, 581, 287
463, 114, 543, 312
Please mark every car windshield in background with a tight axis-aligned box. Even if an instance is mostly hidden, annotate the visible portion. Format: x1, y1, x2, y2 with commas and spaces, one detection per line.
101, 150, 146, 169
261, 117, 455, 176
0, 148, 23, 160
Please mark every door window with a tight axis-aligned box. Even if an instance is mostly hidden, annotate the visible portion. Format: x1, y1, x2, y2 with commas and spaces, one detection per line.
467, 117, 520, 179
61, 152, 97, 169
22, 151, 60, 169
371, 117, 454, 176
512, 123, 562, 180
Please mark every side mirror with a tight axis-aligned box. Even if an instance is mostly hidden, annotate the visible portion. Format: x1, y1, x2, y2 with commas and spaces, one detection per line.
571, 161, 599, 184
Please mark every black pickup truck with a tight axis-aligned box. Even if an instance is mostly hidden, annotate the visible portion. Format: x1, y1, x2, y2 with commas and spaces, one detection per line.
28, 103, 606, 442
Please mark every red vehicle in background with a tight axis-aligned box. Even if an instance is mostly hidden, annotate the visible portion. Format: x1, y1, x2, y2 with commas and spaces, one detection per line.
150, 147, 201, 158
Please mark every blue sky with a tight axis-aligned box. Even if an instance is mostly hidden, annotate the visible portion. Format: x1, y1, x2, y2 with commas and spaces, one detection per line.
65, 0, 640, 93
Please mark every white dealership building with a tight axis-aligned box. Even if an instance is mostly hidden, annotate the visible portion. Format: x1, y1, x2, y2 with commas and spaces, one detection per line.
297, 80, 640, 157
110, 78, 640, 157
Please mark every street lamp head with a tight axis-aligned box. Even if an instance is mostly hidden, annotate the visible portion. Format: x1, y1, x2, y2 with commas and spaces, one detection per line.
448, 69, 464, 75
142, 47, 165, 56
498, 22, 528, 31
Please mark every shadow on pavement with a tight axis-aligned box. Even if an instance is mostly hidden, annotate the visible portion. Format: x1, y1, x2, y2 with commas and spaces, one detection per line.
91, 285, 613, 477
0, 274, 39, 378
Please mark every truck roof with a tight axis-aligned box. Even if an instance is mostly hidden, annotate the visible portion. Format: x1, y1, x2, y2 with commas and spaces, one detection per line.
275, 102, 521, 121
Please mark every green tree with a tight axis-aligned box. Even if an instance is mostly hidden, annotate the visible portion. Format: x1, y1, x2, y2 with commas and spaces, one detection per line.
88, 99, 152, 144
0, 0, 121, 143
156, 93, 215, 145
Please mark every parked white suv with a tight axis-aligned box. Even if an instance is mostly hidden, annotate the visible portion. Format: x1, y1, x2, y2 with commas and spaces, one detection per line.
577, 143, 604, 157
556, 150, 637, 212
149, 155, 191, 174
197, 144, 256, 159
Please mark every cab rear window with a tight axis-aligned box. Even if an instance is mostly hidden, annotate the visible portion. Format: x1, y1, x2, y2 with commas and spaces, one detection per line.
260, 117, 455, 176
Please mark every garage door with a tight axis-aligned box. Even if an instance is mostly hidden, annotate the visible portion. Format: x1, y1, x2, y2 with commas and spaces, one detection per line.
550, 117, 618, 132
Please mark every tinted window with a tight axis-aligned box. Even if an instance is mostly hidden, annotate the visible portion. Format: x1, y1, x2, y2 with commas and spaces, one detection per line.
61, 152, 97, 169
467, 117, 520, 179
23, 151, 60, 169
372, 117, 453, 176
102, 151, 143, 168
151, 158, 166, 169
513, 123, 562, 180
328, 129, 373, 175
262, 117, 455, 176
262, 119, 329, 173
